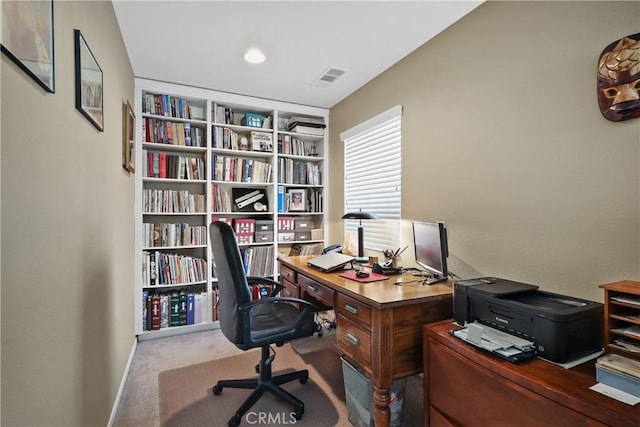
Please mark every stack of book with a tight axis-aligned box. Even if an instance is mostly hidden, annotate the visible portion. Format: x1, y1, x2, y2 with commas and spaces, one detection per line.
596, 353, 640, 398
288, 115, 326, 136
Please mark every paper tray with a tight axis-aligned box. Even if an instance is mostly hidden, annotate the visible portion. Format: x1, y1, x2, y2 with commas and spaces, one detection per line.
450, 327, 537, 364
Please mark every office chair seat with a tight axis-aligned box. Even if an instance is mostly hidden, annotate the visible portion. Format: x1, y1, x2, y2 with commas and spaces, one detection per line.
209, 221, 318, 427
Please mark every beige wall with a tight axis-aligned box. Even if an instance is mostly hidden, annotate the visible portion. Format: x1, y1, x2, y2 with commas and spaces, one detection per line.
330, 1, 640, 302
1, 1, 135, 425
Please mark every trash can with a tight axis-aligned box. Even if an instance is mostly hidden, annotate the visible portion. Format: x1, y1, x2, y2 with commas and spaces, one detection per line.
341, 356, 406, 427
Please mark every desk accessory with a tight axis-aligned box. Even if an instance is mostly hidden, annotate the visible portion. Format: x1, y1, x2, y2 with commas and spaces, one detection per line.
341, 210, 378, 263
340, 270, 389, 283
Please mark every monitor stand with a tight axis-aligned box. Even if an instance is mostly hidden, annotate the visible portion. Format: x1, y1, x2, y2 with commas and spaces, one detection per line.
423, 275, 447, 285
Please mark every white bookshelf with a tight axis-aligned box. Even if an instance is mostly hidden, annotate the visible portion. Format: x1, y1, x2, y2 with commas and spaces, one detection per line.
134, 78, 328, 338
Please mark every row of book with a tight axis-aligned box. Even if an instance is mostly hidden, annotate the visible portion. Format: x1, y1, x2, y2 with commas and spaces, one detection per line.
142, 250, 207, 287
277, 134, 319, 157
210, 184, 234, 213
143, 189, 205, 214
142, 289, 218, 331
142, 223, 207, 247
277, 158, 321, 185
143, 150, 205, 180
277, 186, 323, 213
239, 246, 275, 277
143, 118, 204, 147
211, 154, 272, 183
287, 115, 326, 136
142, 92, 194, 119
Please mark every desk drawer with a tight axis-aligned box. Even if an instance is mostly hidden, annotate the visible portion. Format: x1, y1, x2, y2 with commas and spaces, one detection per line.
337, 314, 371, 367
336, 293, 371, 326
298, 274, 335, 307
279, 264, 296, 283
281, 278, 298, 299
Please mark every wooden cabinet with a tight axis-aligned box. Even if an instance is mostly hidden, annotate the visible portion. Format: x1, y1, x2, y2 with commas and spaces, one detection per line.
599, 280, 640, 361
424, 320, 639, 427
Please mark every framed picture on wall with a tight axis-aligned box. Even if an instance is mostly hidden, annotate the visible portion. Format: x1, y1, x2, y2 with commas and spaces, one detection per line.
74, 29, 103, 131
1, 0, 55, 92
122, 101, 135, 173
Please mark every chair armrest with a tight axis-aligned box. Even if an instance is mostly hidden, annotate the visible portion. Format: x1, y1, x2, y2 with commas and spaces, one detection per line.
239, 297, 318, 336
247, 276, 284, 297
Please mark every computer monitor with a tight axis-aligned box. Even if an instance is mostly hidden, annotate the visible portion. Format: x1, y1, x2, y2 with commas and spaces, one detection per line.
412, 221, 448, 285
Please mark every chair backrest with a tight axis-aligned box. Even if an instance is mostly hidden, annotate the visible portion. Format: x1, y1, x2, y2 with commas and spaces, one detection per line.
209, 221, 252, 346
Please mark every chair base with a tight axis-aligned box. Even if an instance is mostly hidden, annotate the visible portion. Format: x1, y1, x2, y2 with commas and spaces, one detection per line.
212, 346, 308, 427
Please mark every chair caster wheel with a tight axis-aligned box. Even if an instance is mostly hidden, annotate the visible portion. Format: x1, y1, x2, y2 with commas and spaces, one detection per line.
213, 384, 223, 395
294, 406, 304, 420
228, 414, 241, 427
299, 372, 309, 384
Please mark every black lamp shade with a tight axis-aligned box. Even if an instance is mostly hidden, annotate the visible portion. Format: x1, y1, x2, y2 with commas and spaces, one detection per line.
342, 211, 377, 260
341, 212, 378, 220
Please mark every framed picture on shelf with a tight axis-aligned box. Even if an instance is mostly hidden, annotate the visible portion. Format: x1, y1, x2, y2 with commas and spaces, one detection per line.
1, 0, 55, 92
288, 189, 306, 212
74, 29, 103, 131
122, 101, 135, 173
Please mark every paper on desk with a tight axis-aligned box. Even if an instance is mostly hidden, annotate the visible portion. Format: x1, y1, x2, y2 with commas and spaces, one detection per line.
590, 383, 640, 406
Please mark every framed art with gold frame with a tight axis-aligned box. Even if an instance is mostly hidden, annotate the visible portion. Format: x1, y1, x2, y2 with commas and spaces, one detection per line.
123, 101, 135, 173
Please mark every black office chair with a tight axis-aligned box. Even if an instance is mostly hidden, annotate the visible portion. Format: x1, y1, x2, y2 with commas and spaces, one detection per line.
209, 221, 319, 427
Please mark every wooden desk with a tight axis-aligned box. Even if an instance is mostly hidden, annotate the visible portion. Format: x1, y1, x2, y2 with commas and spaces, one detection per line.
424, 320, 640, 427
277, 255, 453, 427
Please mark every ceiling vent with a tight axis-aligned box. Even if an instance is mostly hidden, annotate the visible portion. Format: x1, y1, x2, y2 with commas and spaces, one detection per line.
312, 67, 346, 88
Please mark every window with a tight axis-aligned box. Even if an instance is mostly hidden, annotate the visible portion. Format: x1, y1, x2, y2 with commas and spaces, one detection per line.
341, 105, 402, 252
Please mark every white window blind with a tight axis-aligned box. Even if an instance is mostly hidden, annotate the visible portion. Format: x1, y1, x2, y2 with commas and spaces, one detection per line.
341, 106, 402, 252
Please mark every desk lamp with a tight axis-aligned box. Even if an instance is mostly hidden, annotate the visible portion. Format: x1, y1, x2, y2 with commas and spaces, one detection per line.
341, 211, 378, 263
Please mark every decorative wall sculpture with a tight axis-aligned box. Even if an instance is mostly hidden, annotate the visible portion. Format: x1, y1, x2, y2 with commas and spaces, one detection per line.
597, 33, 640, 122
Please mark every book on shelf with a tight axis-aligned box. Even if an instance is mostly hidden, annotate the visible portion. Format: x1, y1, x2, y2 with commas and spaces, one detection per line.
277, 185, 286, 213
288, 124, 325, 136
170, 293, 181, 327
287, 115, 325, 126
249, 131, 273, 152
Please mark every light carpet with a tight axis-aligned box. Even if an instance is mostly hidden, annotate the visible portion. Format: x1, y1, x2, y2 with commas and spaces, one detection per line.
159, 345, 348, 426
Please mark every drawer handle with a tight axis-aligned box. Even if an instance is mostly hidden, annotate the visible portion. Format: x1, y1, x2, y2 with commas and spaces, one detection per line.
345, 332, 360, 346
345, 304, 359, 315
308, 284, 318, 293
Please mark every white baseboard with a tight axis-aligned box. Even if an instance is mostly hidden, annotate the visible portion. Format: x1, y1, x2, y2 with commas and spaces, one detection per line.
107, 337, 138, 427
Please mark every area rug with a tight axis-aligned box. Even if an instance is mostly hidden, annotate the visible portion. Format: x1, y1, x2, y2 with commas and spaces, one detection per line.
159, 344, 349, 426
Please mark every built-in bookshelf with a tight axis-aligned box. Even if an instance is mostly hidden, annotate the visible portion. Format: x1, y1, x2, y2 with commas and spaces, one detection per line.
134, 79, 328, 338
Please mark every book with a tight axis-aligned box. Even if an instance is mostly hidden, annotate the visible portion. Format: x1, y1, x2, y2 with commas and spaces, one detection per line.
170, 293, 181, 327
289, 124, 325, 136
186, 293, 195, 325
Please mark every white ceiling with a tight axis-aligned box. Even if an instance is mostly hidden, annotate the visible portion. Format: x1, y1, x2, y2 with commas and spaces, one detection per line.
113, 1, 482, 109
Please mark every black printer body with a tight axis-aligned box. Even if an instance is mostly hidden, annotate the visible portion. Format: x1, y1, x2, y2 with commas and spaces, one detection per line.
453, 277, 603, 363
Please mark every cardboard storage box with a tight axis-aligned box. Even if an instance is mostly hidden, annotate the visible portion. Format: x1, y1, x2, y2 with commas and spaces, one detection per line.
255, 220, 273, 232
278, 232, 295, 242
295, 231, 311, 241
212, 216, 233, 226
234, 218, 256, 234
294, 218, 312, 229
255, 231, 273, 243
278, 217, 295, 231
235, 233, 254, 245
311, 228, 324, 240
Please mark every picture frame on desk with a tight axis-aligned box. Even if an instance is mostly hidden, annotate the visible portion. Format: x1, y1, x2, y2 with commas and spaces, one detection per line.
74, 29, 103, 132
122, 100, 135, 173
1, 0, 55, 93
288, 189, 306, 212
